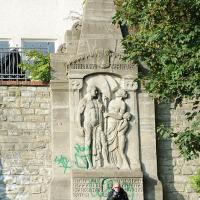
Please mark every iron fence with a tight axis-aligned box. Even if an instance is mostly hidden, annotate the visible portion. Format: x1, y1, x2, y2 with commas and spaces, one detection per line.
0, 47, 48, 81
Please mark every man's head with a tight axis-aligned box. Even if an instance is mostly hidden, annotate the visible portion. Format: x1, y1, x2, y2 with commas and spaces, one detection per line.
87, 85, 98, 98
112, 182, 121, 192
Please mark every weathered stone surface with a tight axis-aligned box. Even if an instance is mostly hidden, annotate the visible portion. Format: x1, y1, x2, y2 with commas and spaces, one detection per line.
157, 101, 200, 200
0, 86, 51, 200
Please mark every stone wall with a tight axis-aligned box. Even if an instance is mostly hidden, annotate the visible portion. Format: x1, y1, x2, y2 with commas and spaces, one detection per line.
0, 85, 199, 200
157, 102, 200, 200
0, 86, 51, 200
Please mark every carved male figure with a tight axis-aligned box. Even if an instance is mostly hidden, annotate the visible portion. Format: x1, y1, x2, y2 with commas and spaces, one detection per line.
77, 85, 109, 168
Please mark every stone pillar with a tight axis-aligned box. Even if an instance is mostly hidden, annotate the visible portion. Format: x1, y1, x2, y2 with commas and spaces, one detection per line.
123, 78, 140, 170
50, 54, 71, 200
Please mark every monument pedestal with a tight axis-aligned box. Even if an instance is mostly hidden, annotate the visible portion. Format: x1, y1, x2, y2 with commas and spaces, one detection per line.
72, 169, 143, 200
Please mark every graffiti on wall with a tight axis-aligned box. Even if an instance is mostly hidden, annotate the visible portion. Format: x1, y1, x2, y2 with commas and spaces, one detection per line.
54, 155, 72, 173
54, 144, 91, 172
88, 178, 135, 200
54, 145, 135, 200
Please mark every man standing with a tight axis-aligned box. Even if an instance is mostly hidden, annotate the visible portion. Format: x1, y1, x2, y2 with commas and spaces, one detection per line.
107, 183, 129, 200
77, 85, 109, 168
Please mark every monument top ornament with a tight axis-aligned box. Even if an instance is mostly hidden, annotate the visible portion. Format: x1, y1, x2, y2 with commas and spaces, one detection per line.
60, 0, 138, 77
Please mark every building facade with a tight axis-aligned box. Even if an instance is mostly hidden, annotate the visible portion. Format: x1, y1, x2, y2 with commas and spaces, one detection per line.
0, 0, 82, 51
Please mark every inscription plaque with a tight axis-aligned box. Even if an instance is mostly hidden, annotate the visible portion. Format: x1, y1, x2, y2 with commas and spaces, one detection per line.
72, 177, 144, 200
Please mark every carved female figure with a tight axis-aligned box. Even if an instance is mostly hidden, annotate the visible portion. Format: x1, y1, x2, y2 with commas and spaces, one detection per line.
104, 89, 130, 169
117, 112, 132, 169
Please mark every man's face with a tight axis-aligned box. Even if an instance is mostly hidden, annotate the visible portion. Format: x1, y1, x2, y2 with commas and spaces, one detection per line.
113, 183, 120, 192
90, 87, 98, 98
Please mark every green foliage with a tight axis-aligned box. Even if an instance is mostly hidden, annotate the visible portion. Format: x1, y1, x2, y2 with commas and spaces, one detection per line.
114, 0, 200, 103
190, 169, 200, 193
158, 119, 200, 160
19, 50, 51, 82
175, 120, 200, 160
114, 0, 200, 160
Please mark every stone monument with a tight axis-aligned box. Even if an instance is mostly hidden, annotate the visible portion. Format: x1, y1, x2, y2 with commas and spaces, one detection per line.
50, 0, 163, 200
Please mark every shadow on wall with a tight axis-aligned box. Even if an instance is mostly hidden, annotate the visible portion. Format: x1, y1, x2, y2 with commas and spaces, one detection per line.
0, 158, 10, 200
156, 103, 185, 200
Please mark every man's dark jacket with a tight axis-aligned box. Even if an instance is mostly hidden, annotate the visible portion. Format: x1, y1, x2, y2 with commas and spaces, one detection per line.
106, 188, 129, 200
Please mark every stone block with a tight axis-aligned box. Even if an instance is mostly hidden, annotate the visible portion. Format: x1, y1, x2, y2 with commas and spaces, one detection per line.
174, 175, 188, 183
11, 167, 26, 175
20, 102, 30, 108
3, 175, 15, 184
35, 97, 50, 103
173, 166, 181, 175
29, 194, 42, 200
35, 109, 50, 115
189, 193, 200, 200
21, 91, 35, 97
3, 96, 16, 102
1, 144, 15, 151
24, 115, 44, 122
36, 87, 49, 91
21, 97, 34, 103
40, 103, 50, 109
35, 91, 50, 97
21, 152, 36, 160
30, 176, 43, 184
182, 166, 193, 175
8, 129, 23, 136
185, 183, 195, 193
7, 115, 23, 122
30, 184, 41, 194
29, 102, 41, 108
21, 108, 34, 115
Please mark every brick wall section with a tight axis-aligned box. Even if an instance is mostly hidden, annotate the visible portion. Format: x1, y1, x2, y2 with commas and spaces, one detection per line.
0, 86, 51, 200
156, 102, 200, 200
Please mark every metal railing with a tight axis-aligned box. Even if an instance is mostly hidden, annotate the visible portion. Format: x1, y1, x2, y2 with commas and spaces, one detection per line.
0, 47, 48, 81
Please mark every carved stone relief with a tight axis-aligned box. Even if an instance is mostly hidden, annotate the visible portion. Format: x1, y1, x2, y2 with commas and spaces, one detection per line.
77, 75, 134, 169
70, 79, 83, 90
123, 79, 138, 91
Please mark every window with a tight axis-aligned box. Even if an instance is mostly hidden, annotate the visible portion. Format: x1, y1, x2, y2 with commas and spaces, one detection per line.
0, 40, 24, 80
22, 40, 55, 54
0, 41, 9, 49
0, 40, 10, 56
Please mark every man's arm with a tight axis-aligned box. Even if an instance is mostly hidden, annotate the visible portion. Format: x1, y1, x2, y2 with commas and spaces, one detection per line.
106, 190, 115, 200
77, 98, 86, 135
124, 191, 129, 200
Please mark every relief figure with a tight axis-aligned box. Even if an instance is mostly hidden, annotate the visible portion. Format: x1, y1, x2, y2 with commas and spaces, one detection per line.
104, 89, 131, 169
77, 85, 109, 168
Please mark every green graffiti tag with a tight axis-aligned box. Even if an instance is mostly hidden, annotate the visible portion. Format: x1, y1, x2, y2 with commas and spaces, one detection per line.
74, 144, 91, 169
55, 144, 92, 172
88, 178, 113, 197
88, 178, 135, 200
54, 155, 72, 173
121, 181, 135, 200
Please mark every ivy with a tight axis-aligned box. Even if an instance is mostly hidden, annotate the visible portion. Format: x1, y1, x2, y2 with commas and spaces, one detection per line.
114, 0, 200, 192
158, 119, 200, 161
19, 50, 51, 82
190, 169, 200, 193
114, 0, 200, 160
